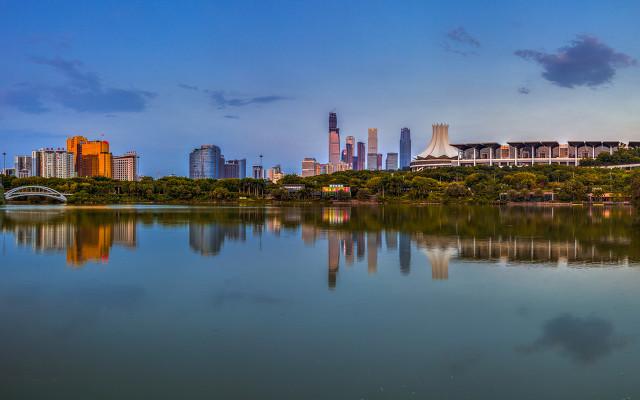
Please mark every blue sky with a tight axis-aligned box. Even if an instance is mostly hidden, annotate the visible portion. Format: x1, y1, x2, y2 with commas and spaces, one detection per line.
1, 0, 640, 176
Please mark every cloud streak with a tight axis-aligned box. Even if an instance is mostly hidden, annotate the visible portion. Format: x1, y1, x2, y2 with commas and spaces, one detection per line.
1, 56, 155, 113
442, 27, 480, 56
515, 35, 636, 88
210, 91, 290, 109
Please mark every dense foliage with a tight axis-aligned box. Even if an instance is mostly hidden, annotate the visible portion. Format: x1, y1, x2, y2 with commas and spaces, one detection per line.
580, 147, 640, 166
2, 164, 640, 204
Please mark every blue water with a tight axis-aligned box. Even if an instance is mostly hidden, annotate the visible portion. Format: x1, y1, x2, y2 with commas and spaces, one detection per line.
0, 205, 638, 399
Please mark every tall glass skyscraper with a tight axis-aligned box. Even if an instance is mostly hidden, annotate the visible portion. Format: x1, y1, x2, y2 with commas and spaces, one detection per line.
400, 127, 411, 169
189, 144, 223, 179
328, 112, 341, 165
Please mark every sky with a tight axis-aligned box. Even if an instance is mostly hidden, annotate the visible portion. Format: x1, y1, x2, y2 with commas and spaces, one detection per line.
1, 0, 640, 177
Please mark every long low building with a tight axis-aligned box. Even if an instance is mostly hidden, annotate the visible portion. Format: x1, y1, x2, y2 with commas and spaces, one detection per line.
411, 124, 639, 171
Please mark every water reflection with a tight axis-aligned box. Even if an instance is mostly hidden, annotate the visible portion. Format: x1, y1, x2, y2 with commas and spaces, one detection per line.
2, 206, 639, 283
518, 313, 631, 364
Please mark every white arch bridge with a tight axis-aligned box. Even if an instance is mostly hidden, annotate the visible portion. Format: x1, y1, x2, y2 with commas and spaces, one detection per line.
4, 186, 69, 202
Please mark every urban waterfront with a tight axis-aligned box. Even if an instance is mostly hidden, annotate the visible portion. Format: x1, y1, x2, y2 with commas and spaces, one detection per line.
1, 205, 639, 399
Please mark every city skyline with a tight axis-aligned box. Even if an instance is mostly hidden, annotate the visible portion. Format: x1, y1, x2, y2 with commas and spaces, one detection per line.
2, 1, 640, 176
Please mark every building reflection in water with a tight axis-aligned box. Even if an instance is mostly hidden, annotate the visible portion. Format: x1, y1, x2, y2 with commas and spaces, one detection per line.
2, 206, 638, 285
189, 224, 247, 256
6, 211, 137, 267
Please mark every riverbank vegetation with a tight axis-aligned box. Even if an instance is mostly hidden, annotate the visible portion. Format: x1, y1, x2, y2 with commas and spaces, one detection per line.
2, 164, 640, 205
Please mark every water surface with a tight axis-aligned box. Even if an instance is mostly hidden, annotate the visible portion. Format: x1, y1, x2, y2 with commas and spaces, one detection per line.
1, 205, 639, 399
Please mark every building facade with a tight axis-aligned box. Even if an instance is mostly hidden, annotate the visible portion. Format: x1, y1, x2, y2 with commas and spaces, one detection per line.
32, 149, 76, 178
301, 158, 317, 177
67, 136, 113, 178
356, 142, 366, 171
112, 152, 138, 181
14, 155, 32, 178
386, 152, 398, 171
399, 127, 411, 169
252, 165, 264, 179
328, 112, 341, 165
410, 123, 636, 171
189, 144, 223, 179
222, 159, 246, 178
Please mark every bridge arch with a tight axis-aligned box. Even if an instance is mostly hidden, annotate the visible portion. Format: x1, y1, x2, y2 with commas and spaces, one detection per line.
4, 186, 68, 203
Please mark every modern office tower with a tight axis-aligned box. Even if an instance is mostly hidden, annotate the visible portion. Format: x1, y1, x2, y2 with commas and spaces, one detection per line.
367, 128, 379, 171
341, 149, 347, 162
267, 165, 284, 183
189, 144, 223, 179
252, 165, 264, 179
112, 152, 138, 181
345, 135, 355, 165
226, 159, 246, 178
368, 128, 378, 155
367, 153, 378, 171
301, 157, 317, 177
328, 112, 341, 165
377, 154, 383, 170
386, 152, 398, 171
14, 155, 32, 178
399, 232, 411, 275
352, 155, 358, 171
400, 127, 411, 169
329, 112, 337, 131
31, 148, 76, 178
67, 136, 113, 178
356, 142, 366, 170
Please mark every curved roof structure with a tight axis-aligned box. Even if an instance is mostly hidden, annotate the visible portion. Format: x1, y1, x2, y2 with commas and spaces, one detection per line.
416, 124, 459, 159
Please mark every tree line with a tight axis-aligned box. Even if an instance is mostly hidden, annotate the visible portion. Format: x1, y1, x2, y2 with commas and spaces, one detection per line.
2, 164, 640, 206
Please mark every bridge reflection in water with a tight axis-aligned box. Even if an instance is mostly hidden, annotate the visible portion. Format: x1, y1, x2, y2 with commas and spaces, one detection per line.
1, 206, 638, 286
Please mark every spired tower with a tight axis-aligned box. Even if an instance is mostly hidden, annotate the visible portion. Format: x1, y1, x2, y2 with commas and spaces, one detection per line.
410, 123, 459, 171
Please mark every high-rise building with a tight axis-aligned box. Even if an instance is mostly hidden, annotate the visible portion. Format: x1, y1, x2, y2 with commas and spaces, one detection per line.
223, 159, 246, 178
386, 152, 398, 171
367, 153, 378, 171
14, 155, 32, 178
67, 136, 113, 178
356, 142, 366, 171
252, 165, 264, 179
352, 155, 358, 171
112, 152, 138, 181
328, 112, 341, 165
367, 128, 378, 155
345, 135, 355, 166
32, 148, 76, 178
400, 127, 411, 169
301, 157, 317, 177
367, 128, 379, 171
329, 112, 337, 131
377, 153, 383, 170
189, 144, 223, 179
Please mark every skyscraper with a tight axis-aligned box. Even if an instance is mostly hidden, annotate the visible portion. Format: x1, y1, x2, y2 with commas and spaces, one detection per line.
367, 128, 378, 171
400, 127, 411, 169
376, 153, 383, 170
252, 165, 264, 179
356, 142, 366, 171
189, 144, 223, 179
328, 112, 341, 165
345, 135, 355, 166
386, 152, 398, 171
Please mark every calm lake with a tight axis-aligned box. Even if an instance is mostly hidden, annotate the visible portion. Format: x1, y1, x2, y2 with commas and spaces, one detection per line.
1, 205, 639, 399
